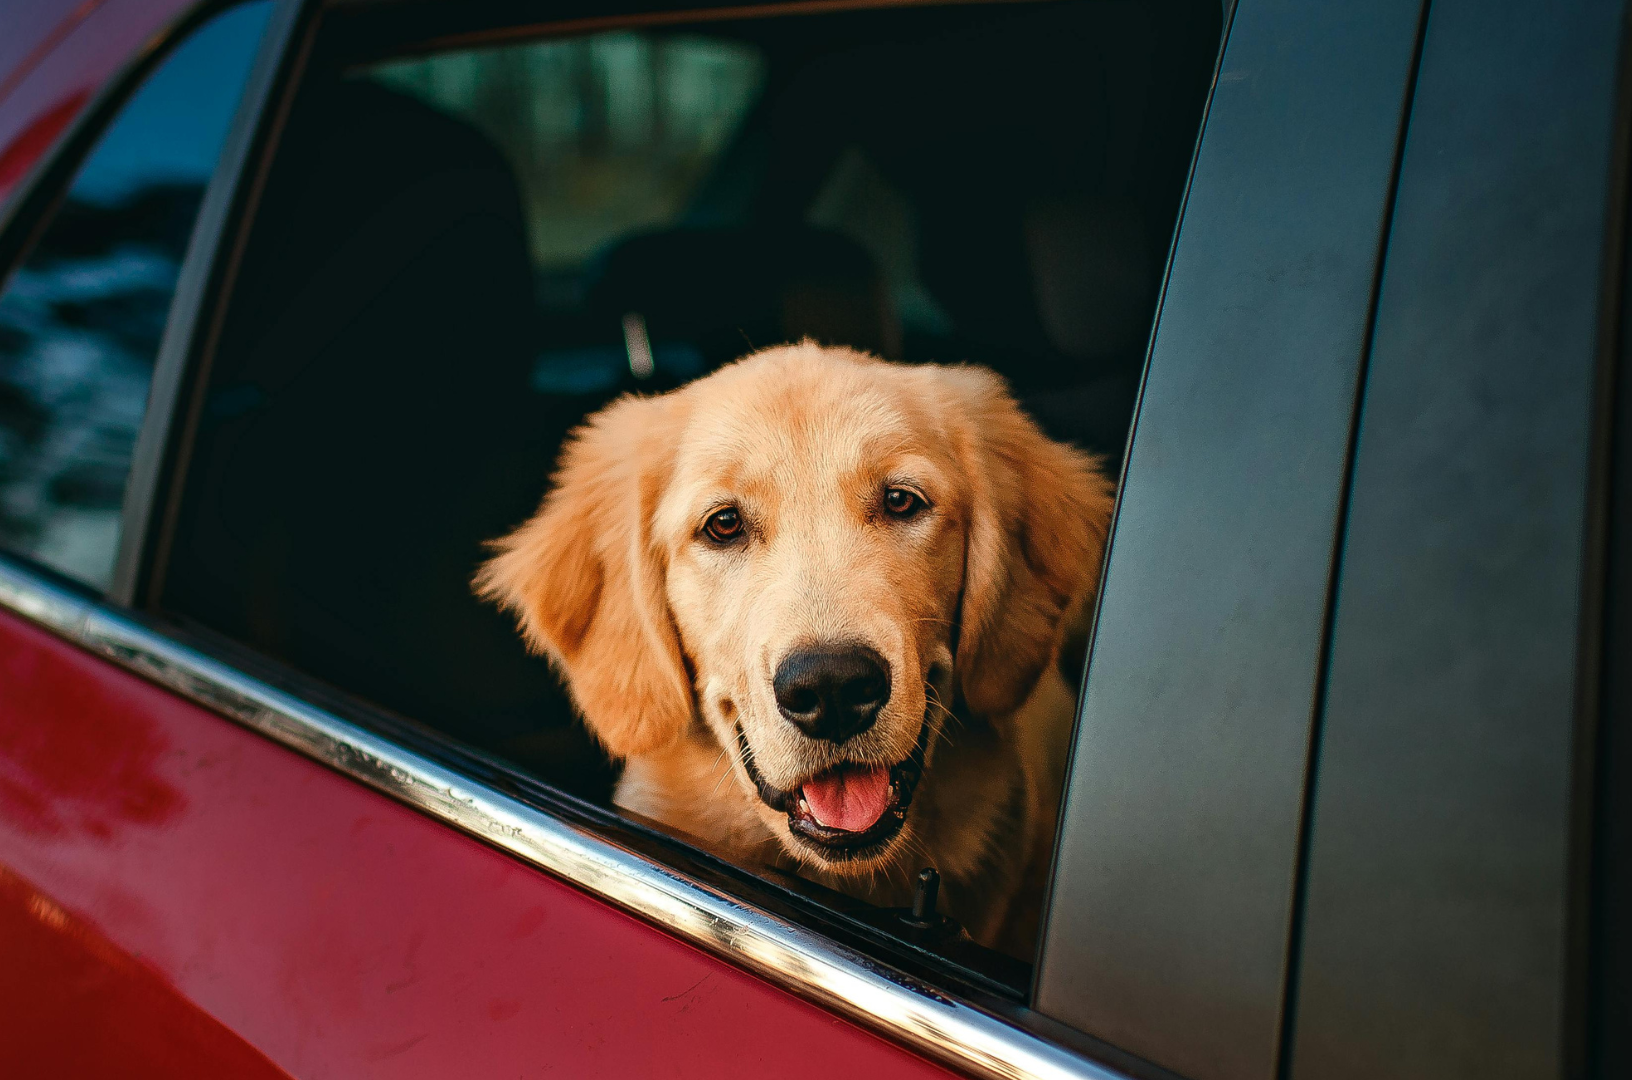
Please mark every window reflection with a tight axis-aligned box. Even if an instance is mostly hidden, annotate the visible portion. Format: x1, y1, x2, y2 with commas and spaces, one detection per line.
371, 34, 766, 274
0, 0, 272, 589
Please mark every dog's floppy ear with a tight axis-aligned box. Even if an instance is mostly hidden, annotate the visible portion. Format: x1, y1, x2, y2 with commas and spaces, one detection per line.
939, 367, 1116, 720
475, 394, 693, 759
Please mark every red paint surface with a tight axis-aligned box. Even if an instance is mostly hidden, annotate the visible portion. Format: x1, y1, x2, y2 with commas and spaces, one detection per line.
0, 608, 959, 1078
0, 863, 292, 1078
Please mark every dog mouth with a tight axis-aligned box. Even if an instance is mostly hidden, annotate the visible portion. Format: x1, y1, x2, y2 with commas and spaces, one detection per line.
735, 711, 931, 862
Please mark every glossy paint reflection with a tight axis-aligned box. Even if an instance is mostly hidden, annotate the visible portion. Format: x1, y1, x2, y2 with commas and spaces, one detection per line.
0, 863, 292, 1078
0, 608, 958, 1077
0, 631, 182, 839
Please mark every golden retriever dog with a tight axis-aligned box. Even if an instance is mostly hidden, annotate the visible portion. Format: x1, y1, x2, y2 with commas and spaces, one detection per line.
477, 342, 1113, 955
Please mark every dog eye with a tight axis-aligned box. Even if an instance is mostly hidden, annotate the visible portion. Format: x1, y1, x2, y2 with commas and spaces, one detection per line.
882, 487, 924, 517
703, 507, 743, 542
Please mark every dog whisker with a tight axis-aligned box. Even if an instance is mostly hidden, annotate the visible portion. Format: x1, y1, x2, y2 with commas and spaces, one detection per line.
921, 692, 959, 754
708, 747, 734, 797
922, 690, 964, 755
890, 856, 917, 895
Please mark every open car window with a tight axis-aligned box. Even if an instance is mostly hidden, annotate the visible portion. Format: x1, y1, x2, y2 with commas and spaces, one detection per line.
153, 0, 1221, 998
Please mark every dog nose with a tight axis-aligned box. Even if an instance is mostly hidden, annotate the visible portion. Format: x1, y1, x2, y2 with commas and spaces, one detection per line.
773, 645, 891, 743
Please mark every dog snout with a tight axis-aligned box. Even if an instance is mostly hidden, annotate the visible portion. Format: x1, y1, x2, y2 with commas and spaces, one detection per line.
773, 645, 891, 743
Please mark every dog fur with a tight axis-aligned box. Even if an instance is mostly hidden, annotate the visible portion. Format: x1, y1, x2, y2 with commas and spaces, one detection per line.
477, 342, 1113, 955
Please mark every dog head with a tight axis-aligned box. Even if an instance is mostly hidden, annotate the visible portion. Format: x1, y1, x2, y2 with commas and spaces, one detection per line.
477, 343, 1112, 873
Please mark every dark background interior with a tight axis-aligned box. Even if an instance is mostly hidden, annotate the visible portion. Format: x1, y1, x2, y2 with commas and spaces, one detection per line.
160, 0, 1221, 804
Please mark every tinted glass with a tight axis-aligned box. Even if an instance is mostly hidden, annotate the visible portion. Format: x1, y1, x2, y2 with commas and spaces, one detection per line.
0, 1, 271, 589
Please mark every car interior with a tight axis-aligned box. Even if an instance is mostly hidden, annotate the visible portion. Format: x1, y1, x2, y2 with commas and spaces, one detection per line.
155, 0, 1220, 988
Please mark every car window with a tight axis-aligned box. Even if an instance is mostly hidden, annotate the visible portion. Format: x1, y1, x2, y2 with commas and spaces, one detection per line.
159, 0, 1220, 994
0, 0, 273, 591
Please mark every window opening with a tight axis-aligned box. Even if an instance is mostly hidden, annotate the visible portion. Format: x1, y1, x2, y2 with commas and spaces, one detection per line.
161, 0, 1221, 996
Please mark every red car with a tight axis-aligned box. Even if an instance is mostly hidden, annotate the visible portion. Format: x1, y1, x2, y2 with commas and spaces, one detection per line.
1, 0, 1627, 1078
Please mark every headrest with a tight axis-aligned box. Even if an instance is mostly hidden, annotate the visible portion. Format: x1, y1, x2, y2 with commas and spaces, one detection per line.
1023, 194, 1152, 361
588, 226, 897, 359
219, 79, 535, 394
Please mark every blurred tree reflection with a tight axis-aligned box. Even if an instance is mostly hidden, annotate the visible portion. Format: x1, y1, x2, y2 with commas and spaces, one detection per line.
371, 34, 765, 275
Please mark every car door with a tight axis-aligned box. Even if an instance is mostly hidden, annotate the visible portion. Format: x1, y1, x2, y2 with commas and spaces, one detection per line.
0, 0, 1346, 1076
6, 0, 1621, 1078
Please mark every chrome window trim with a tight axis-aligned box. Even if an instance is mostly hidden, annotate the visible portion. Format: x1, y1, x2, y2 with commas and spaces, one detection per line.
0, 553, 1123, 1080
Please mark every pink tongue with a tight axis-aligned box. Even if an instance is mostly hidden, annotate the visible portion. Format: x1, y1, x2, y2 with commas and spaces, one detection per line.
802, 766, 891, 833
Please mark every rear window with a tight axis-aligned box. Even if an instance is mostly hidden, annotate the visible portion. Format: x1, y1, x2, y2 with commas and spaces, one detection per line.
158, 0, 1220, 996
